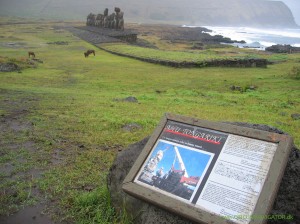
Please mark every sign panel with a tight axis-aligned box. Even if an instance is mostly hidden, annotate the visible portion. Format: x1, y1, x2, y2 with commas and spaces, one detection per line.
122, 114, 293, 224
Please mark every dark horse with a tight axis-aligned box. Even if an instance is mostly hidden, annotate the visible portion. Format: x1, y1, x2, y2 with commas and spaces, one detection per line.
28, 51, 35, 58
84, 50, 95, 57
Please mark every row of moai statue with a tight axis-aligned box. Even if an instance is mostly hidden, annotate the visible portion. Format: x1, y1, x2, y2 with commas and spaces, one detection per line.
86, 7, 124, 30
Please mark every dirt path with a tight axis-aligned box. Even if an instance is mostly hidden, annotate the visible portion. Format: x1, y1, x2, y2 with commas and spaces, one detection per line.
0, 89, 59, 224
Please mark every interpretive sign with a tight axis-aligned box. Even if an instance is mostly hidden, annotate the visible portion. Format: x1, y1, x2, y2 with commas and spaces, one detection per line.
122, 113, 293, 224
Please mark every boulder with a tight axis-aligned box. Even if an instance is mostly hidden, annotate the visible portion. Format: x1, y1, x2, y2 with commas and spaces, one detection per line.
107, 137, 192, 223
122, 123, 143, 132
0, 63, 20, 72
113, 96, 138, 103
265, 44, 300, 53
291, 114, 300, 120
107, 123, 300, 224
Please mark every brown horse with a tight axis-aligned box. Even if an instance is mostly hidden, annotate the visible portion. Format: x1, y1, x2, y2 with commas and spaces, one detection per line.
84, 50, 95, 57
28, 51, 35, 58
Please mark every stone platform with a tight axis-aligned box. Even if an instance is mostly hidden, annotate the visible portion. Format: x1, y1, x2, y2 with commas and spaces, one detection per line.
68, 26, 137, 44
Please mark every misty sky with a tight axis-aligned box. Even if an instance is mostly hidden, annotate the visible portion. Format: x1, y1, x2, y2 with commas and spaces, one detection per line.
0, 0, 299, 26
270, 0, 300, 24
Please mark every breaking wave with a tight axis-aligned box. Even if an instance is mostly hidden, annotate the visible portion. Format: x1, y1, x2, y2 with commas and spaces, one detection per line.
183, 25, 300, 49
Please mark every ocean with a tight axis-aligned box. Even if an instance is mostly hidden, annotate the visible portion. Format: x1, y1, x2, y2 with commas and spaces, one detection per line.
183, 25, 300, 50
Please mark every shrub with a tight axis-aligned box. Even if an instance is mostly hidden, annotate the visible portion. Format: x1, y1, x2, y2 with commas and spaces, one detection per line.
287, 66, 300, 80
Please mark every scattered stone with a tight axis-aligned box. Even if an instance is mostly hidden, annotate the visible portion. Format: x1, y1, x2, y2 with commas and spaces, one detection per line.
108, 123, 299, 224
122, 123, 142, 132
0, 63, 20, 72
248, 85, 256, 90
47, 41, 69, 45
32, 58, 43, 63
155, 90, 165, 94
82, 185, 94, 191
279, 112, 288, 116
291, 113, 300, 120
230, 85, 256, 92
230, 85, 242, 91
124, 96, 138, 102
275, 121, 285, 126
114, 96, 138, 103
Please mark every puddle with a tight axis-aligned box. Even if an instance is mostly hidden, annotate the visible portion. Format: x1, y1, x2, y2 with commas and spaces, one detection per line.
0, 204, 55, 224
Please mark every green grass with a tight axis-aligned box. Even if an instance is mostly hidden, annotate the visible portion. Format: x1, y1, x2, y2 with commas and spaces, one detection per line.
0, 19, 299, 223
100, 43, 240, 62
99, 42, 293, 64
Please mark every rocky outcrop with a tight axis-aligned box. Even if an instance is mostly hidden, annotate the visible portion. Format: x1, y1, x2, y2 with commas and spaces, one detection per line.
0, 63, 20, 72
108, 123, 300, 224
75, 26, 137, 43
266, 44, 300, 53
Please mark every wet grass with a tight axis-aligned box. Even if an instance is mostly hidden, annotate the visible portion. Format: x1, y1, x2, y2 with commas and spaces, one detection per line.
100, 42, 225, 62
0, 19, 299, 223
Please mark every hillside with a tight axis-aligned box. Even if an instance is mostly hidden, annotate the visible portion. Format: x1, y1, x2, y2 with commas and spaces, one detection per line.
0, 0, 298, 27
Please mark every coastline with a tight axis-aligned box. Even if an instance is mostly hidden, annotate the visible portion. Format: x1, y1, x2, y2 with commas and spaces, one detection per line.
183, 25, 300, 49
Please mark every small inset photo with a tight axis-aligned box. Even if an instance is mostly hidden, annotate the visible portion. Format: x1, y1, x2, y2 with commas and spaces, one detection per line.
135, 140, 214, 202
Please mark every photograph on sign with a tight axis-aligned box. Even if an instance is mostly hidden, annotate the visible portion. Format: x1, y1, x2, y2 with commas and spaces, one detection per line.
135, 139, 214, 202
134, 120, 229, 205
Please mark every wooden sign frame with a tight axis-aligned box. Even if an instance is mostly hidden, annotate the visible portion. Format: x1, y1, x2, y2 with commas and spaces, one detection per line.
122, 113, 293, 224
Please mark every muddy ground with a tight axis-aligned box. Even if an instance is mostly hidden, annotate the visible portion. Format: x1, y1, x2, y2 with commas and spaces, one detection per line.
0, 89, 60, 224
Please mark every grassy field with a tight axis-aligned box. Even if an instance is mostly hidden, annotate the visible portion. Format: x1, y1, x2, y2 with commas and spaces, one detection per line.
0, 18, 299, 223
100, 43, 230, 62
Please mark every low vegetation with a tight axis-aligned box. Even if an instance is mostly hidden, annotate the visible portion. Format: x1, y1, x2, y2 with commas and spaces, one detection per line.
100, 43, 254, 63
287, 66, 300, 80
0, 19, 299, 223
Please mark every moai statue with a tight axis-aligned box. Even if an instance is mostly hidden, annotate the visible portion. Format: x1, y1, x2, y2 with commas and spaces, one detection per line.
114, 7, 121, 14
118, 11, 124, 30
86, 13, 93, 26
87, 13, 97, 26
114, 7, 124, 30
95, 14, 103, 27
116, 11, 124, 30
103, 8, 109, 28
92, 14, 97, 26
108, 13, 116, 28
104, 8, 108, 16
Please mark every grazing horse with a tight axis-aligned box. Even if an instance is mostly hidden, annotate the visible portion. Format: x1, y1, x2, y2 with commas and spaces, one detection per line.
84, 50, 95, 57
28, 51, 35, 58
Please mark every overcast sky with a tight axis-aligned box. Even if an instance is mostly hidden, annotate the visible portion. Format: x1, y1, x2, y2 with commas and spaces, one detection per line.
0, 0, 299, 26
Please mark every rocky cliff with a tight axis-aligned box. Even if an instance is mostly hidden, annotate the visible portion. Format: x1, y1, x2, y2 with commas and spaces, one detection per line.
121, 0, 297, 27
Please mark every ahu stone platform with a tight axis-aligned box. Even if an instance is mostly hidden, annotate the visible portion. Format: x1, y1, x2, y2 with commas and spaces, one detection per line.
67, 26, 137, 44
